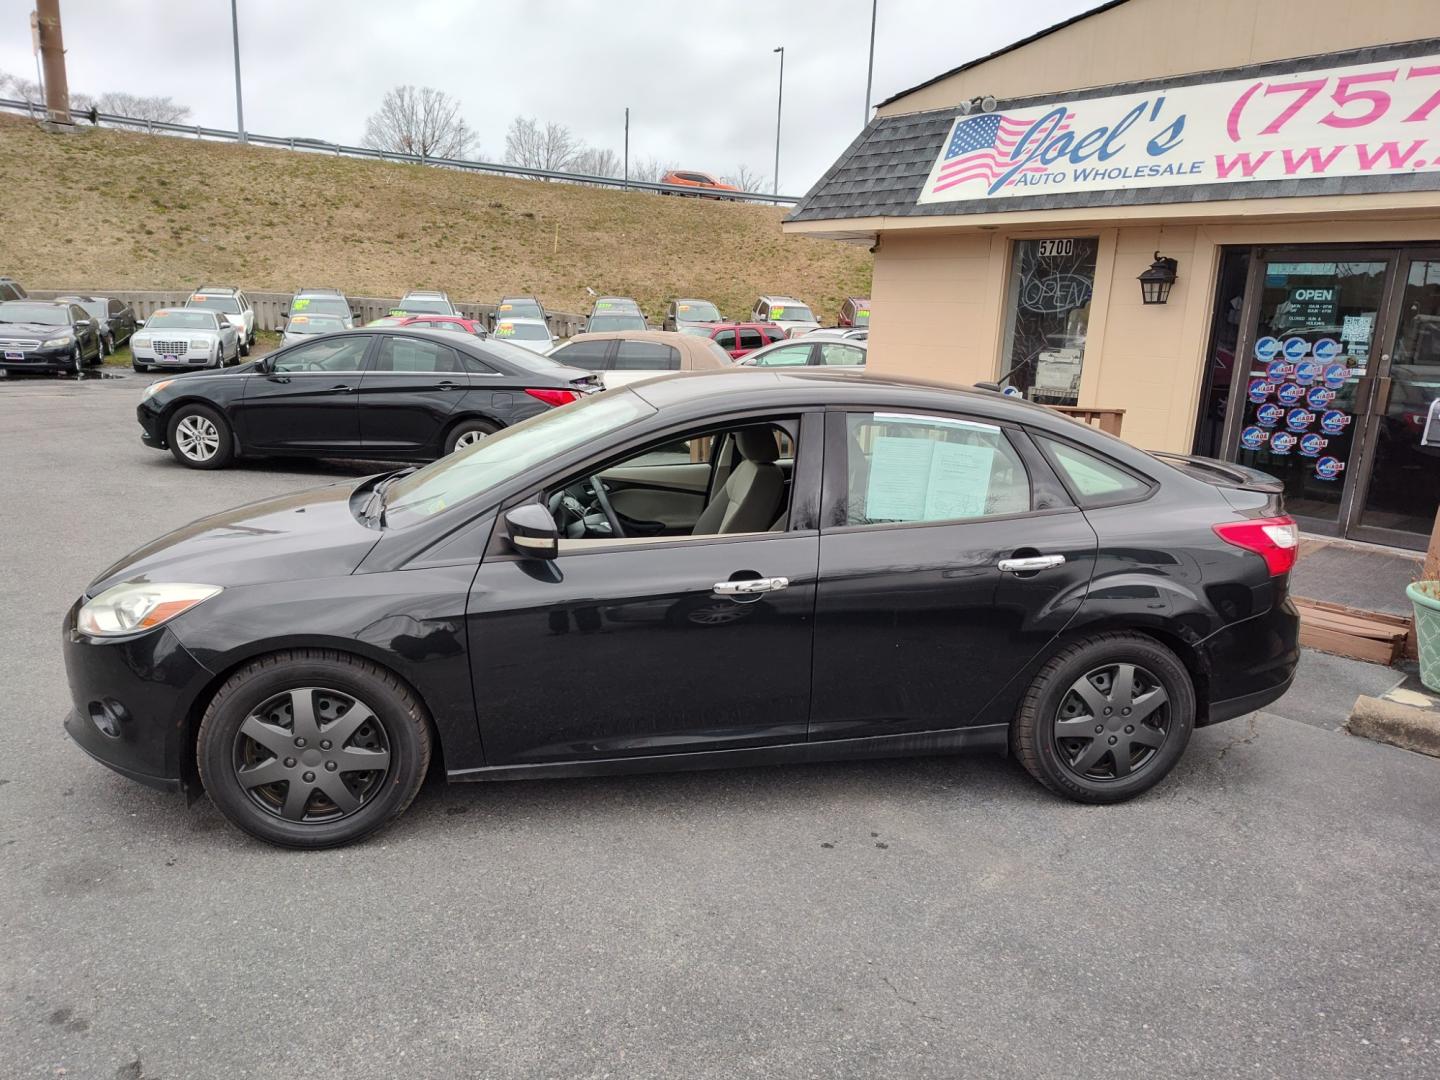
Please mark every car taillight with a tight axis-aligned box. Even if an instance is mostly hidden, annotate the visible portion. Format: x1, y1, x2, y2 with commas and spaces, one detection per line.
524, 388, 579, 407
1212, 516, 1299, 576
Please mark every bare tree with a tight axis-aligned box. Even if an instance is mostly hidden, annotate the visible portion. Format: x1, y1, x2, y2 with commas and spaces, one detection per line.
628, 156, 679, 184
0, 69, 42, 103
723, 164, 768, 193
572, 146, 622, 178
96, 92, 191, 123
504, 116, 582, 173
363, 85, 477, 159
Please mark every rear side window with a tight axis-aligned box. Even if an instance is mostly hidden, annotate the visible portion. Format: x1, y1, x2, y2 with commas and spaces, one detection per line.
613, 341, 680, 370
714, 329, 737, 349
1035, 436, 1151, 504
819, 343, 865, 367
738, 328, 764, 350
552, 340, 612, 370
375, 336, 462, 373
844, 412, 1031, 526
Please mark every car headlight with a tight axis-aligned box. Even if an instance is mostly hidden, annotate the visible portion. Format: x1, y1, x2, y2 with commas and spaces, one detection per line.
52, 334, 75, 347
142, 379, 174, 399
133, 334, 151, 347
78, 582, 222, 637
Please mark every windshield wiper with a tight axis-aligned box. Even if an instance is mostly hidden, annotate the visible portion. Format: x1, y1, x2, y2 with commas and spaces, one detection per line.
361, 468, 417, 528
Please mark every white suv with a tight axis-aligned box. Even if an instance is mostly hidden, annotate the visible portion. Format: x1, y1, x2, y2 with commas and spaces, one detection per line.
750, 294, 820, 339
185, 286, 255, 354
395, 289, 458, 316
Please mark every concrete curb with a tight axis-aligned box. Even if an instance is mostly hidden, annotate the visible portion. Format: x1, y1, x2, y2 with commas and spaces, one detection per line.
1345, 695, 1440, 758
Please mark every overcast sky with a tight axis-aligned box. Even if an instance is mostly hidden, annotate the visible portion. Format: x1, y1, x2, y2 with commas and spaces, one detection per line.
2, 0, 1108, 193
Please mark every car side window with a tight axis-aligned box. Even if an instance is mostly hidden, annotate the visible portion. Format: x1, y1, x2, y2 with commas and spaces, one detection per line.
752, 344, 812, 367
756, 303, 769, 320
713, 329, 737, 349
738, 328, 764, 350
553, 340, 611, 370
819, 343, 864, 366
613, 341, 680, 370
69, 305, 89, 324
1034, 436, 1151, 504
843, 412, 1031, 527
271, 335, 372, 373
375, 336, 462, 373
108, 299, 124, 316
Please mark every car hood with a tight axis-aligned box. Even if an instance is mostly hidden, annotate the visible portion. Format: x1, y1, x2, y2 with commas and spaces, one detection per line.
87, 481, 382, 596
0, 323, 70, 337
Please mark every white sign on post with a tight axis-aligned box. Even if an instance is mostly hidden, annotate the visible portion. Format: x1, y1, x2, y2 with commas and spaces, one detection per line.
918, 50, 1440, 205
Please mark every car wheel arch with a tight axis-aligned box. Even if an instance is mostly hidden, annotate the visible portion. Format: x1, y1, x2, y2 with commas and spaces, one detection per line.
178, 640, 447, 796
1041, 620, 1212, 727
442, 411, 506, 442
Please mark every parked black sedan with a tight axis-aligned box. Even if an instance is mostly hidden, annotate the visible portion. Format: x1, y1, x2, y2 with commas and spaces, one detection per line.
0, 299, 105, 374
136, 326, 600, 468
55, 294, 139, 356
64, 369, 1300, 848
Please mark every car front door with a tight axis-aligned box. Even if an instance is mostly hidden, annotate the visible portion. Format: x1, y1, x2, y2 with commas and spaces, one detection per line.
357, 335, 476, 453
465, 412, 824, 766
809, 409, 1098, 740
237, 335, 372, 451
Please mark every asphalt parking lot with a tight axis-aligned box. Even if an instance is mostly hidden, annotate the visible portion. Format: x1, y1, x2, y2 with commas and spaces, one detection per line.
2, 372, 1438, 1080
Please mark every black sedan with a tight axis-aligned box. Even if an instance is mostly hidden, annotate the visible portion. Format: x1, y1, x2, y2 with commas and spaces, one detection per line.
0, 299, 105, 374
56, 294, 139, 356
64, 370, 1300, 848
136, 326, 600, 468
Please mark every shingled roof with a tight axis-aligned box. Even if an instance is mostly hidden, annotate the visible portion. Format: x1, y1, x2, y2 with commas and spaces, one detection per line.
787, 37, 1440, 226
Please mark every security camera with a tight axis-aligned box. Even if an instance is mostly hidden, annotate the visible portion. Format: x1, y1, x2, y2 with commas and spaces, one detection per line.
980, 95, 997, 113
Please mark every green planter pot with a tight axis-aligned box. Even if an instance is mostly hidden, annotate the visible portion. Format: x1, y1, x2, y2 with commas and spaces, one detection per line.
1407, 581, 1440, 693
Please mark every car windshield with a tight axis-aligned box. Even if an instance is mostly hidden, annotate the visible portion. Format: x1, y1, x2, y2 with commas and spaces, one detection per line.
395, 298, 452, 315
851, 305, 870, 325
674, 301, 721, 322
593, 300, 641, 314
770, 303, 815, 322
147, 311, 219, 330
383, 390, 656, 526
498, 299, 544, 319
291, 296, 350, 319
0, 302, 69, 325
588, 314, 647, 332
59, 298, 106, 319
285, 315, 346, 334
187, 294, 242, 314
495, 321, 550, 341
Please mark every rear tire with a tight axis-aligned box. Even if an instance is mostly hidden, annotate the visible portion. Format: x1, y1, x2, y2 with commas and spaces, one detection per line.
166, 402, 234, 469
1011, 632, 1194, 804
197, 649, 433, 849
133, 359, 149, 372
444, 417, 500, 455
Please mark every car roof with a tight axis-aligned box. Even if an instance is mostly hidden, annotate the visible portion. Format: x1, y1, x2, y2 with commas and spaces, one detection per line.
757, 295, 806, 305
150, 307, 221, 316
499, 295, 542, 303
401, 289, 448, 298
196, 285, 242, 293
561, 329, 730, 370
294, 287, 344, 295
56, 294, 104, 302
494, 316, 548, 327
1, 298, 67, 307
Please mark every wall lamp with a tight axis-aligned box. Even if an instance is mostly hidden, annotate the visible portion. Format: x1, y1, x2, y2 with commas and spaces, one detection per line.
1138, 252, 1179, 305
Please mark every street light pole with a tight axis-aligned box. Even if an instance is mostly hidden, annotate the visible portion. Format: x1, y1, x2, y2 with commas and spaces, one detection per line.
864, 0, 878, 128
772, 45, 784, 196
229, 0, 246, 143
623, 106, 629, 190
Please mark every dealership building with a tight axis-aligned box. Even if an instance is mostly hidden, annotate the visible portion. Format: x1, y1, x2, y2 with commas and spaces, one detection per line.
787, 0, 1440, 551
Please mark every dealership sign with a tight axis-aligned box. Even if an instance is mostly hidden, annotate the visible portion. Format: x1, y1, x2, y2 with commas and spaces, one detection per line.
918, 51, 1440, 204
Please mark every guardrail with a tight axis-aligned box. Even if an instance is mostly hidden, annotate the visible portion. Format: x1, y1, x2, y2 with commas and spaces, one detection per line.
1, 97, 801, 206
27, 289, 588, 338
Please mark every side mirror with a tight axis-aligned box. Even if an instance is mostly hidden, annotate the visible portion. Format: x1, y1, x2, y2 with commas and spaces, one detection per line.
504, 503, 559, 559
279, 309, 288, 318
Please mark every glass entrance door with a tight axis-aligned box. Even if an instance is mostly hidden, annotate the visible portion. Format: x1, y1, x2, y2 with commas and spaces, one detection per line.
1227, 254, 1392, 532
1352, 254, 1440, 545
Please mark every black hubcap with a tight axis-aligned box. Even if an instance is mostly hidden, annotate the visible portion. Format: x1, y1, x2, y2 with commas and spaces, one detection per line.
1052, 663, 1170, 782
233, 687, 390, 823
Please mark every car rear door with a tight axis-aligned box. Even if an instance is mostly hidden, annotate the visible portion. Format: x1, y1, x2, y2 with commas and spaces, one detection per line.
237, 335, 371, 451
809, 409, 1097, 740
357, 335, 473, 453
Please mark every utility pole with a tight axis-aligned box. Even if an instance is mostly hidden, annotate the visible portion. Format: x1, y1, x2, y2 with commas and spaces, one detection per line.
864, 0, 878, 128
623, 107, 629, 190
230, 0, 246, 142
35, 0, 71, 125
772, 45, 785, 196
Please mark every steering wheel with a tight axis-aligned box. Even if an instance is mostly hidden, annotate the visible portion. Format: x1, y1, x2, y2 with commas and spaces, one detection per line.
588, 476, 624, 538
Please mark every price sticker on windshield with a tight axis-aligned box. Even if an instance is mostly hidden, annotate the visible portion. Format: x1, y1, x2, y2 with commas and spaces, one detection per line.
292, 298, 310, 311
771, 306, 786, 318
497, 323, 516, 336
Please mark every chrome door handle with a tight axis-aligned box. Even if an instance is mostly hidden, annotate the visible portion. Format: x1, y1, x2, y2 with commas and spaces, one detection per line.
713, 576, 790, 595
997, 554, 1066, 574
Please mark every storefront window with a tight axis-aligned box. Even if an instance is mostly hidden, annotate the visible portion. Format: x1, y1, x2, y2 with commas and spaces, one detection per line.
999, 237, 1097, 407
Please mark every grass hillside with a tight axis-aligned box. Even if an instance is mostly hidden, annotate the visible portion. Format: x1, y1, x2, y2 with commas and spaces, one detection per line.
0, 113, 869, 320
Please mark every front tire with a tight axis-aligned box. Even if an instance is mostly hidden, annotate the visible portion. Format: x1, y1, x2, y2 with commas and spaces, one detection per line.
197, 650, 432, 849
166, 403, 234, 469
444, 417, 500, 454
1011, 633, 1194, 804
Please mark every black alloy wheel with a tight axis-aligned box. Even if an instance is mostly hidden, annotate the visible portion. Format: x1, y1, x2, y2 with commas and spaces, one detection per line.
1012, 633, 1195, 804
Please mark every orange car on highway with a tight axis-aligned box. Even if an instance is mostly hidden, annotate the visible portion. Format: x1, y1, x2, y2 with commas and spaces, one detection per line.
659, 170, 740, 197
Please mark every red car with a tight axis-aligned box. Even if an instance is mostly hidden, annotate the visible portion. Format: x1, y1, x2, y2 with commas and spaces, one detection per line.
366, 314, 489, 339
659, 170, 741, 198
687, 322, 787, 360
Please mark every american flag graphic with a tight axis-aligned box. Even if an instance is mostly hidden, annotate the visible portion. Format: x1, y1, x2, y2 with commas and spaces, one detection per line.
932, 112, 1073, 193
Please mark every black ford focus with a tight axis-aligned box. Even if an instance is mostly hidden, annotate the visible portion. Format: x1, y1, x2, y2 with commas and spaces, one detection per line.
136, 326, 599, 468
64, 370, 1300, 848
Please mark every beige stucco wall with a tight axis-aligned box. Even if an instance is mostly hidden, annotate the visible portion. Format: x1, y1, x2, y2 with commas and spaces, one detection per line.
876, 0, 1440, 117
865, 214, 1440, 453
